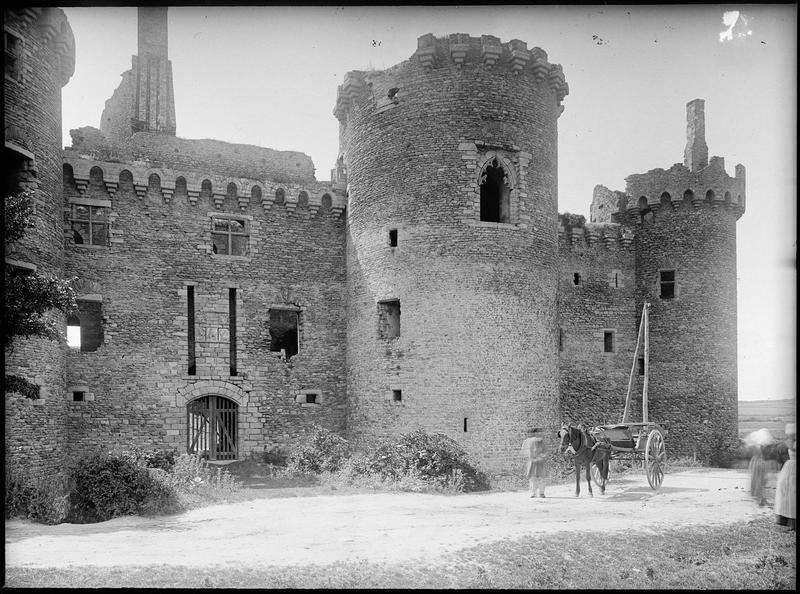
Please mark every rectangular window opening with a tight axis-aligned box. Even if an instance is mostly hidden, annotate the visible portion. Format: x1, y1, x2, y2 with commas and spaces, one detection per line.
5, 31, 22, 80
558, 327, 564, 352
187, 286, 196, 375
378, 299, 401, 339
573, 272, 581, 286
305, 393, 317, 404
69, 204, 109, 246
212, 216, 249, 256
229, 288, 237, 376
392, 389, 402, 402
389, 228, 398, 247
638, 357, 645, 376
603, 331, 615, 353
68, 300, 103, 353
72, 391, 85, 402
660, 269, 675, 299
269, 308, 299, 359
464, 417, 468, 433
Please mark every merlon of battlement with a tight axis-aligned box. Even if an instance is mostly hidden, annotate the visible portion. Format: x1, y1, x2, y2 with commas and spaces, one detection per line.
557, 214, 634, 250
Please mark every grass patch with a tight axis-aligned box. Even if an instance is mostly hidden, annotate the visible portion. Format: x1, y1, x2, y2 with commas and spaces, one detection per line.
5, 515, 794, 589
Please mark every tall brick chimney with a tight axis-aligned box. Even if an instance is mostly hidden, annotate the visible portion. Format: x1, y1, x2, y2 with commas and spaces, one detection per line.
684, 98, 708, 172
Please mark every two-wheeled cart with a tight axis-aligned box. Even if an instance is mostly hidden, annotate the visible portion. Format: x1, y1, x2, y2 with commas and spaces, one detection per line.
588, 302, 669, 490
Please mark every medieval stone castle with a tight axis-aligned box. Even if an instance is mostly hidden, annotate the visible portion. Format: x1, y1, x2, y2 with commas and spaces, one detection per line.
5, 8, 744, 474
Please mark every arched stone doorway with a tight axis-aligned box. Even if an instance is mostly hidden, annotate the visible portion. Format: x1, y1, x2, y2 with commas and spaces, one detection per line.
187, 395, 238, 460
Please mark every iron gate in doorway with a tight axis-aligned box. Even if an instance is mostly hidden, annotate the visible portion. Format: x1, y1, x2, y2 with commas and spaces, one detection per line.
187, 395, 238, 460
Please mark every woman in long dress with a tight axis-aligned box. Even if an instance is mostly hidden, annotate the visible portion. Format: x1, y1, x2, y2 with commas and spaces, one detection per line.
774, 423, 796, 531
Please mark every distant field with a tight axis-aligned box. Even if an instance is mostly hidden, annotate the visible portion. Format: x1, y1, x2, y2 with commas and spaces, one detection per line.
738, 399, 796, 439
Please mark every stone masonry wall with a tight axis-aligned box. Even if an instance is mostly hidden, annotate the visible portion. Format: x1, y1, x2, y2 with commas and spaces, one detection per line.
61, 156, 346, 459
557, 218, 640, 426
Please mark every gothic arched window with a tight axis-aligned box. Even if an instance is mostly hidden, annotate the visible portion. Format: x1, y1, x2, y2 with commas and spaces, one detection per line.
480, 159, 511, 223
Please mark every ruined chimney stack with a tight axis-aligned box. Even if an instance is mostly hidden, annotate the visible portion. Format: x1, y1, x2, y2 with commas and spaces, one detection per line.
684, 98, 708, 172
137, 7, 168, 59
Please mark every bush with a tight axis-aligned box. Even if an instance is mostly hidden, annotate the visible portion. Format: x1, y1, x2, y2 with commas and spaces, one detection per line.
5, 462, 70, 525
395, 430, 490, 492
67, 452, 179, 523
288, 426, 351, 473
261, 445, 289, 467
109, 446, 177, 472
148, 453, 239, 508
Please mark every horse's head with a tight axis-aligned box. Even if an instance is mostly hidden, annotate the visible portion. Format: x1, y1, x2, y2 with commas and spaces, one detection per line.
557, 423, 577, 455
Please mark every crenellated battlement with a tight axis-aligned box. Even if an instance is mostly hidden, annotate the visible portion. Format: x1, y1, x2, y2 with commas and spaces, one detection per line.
622, 156, 746, 220
333, 33, 568, 123
62, 152, 345, 220
558, 213, 635, 251
8, 8, 76, 87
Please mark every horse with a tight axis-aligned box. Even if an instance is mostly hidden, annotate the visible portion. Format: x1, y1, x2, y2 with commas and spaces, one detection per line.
558, 423, 611, 497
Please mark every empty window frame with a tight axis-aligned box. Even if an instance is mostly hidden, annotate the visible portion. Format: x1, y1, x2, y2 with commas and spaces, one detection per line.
603, 330, 615, 353
659, 269, 676, 299
377, 299, 401, 339
5, 30, 22, 81
211, 216, 248, 256
392, 389, 402, 402
573, 272, 582, 286
479, 159, 511, 223
269, 308, 300, 359
187, 285, 196, 375
70, 204, 108, 246
638, 357, 645, 376
229, 288, 237, 376
389, 228, 398, 247
67, 300, 104, 352
72, 391, 85, 402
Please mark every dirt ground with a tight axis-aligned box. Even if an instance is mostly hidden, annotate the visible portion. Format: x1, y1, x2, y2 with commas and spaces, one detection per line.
4, 468, 774, 570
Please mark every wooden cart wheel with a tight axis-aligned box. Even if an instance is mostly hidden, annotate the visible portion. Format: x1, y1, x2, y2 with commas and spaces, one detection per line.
590, 463, 607, 488
645, 429, 666, 490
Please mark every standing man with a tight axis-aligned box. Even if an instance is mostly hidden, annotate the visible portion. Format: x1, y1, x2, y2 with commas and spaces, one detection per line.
522, 428, 548, 498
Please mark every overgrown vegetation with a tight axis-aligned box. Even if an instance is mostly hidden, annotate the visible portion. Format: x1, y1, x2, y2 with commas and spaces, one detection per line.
5, 515, 794, 589
5, 448, 239, 525
4, 190, 77, 398
285, 426, 490, 493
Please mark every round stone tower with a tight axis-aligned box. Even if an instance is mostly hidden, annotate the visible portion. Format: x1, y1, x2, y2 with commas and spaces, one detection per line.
616, 99, 745, 464
4, 8, 75, 473
335, 33, 569, 473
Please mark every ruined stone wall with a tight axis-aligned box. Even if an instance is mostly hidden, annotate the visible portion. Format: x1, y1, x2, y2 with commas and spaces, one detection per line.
339, 34, 568, 473
557, 218, 640, 426
69, 128, 316, 184
61, 156, 347, 458
4, 8, 75, 475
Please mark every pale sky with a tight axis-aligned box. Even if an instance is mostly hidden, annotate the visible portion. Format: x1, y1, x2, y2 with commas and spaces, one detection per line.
60, 5, 796, 402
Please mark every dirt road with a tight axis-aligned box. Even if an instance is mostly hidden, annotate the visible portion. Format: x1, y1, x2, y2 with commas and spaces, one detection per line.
5, 469, 771, 569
